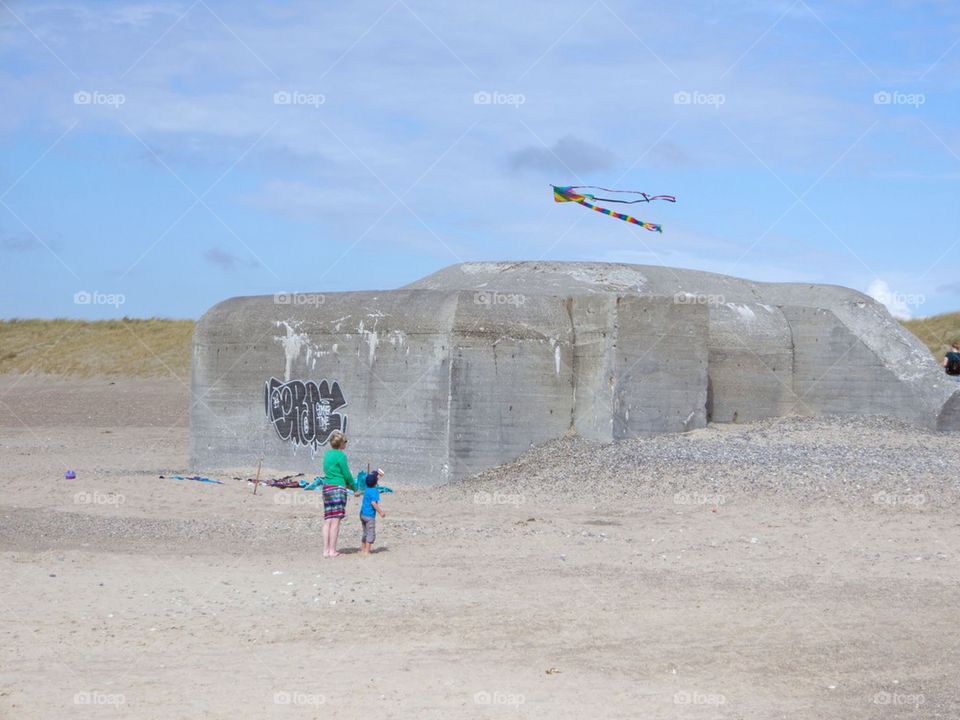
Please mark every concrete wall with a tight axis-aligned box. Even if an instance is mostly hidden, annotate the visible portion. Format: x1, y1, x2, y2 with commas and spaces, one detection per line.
706, 302, 794, 423
446, 293, 574, 477
192, 288, 579, 481
611, 296, 708, 437
192, 290, 461, 482
191, 261, 960, 484
783, 305, 939, 420
569, 295, 616, 441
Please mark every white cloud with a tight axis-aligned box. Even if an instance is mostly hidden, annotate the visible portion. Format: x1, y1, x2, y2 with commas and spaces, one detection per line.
3, 0, 959, 316
867, 278, 914, 319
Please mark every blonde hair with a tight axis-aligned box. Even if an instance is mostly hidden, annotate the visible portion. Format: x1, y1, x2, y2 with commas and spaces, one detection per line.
329, 430, 347, 449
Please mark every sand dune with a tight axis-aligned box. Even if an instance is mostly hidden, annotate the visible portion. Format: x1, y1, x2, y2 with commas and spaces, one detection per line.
1, 374, 958, 718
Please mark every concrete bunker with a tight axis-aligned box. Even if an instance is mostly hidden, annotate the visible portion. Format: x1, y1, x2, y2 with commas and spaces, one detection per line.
191, 262, 959, 483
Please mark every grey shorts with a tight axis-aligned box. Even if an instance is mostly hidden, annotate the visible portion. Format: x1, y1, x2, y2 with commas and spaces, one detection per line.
360, 515, 376, 543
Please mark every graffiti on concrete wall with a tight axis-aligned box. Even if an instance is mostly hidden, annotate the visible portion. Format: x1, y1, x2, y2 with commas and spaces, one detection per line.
264, 377, 348, 450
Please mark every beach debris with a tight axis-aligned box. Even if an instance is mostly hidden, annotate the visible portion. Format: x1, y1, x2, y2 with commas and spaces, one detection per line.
159, 475, 224, 485
545, 667, 561, 675
233, 473, 305, 489
64, 470, 76, 479
300, 477, 324, 491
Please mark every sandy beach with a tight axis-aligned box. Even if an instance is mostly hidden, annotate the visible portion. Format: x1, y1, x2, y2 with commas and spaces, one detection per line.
5, 0, 960, 716
1, 373, 959, 719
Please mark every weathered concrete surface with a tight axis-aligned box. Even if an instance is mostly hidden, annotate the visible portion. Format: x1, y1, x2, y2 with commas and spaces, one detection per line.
410, 262, 959, 431
191, 261, 959, 483
192, 288, 577, 482
706, 302, 793, 423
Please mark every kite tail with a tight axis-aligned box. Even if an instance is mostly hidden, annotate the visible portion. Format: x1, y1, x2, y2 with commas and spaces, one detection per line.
576, 198, 662, 233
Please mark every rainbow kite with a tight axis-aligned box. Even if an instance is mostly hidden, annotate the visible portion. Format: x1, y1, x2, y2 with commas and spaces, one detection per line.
552, 185, 675, 233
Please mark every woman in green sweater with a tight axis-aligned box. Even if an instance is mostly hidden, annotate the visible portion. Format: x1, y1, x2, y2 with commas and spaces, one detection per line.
322, 430, 359, 557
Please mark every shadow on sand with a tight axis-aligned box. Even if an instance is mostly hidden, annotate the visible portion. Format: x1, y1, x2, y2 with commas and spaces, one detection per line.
338, 546, 390, 555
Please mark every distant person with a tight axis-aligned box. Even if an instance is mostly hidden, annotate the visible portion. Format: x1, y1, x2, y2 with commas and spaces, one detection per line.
321, 430, 360, 558
944, 343, 960, 380
359, 468, 386, 556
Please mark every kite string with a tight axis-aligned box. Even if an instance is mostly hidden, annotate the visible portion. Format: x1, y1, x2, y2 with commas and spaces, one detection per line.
568, 185, 677, 204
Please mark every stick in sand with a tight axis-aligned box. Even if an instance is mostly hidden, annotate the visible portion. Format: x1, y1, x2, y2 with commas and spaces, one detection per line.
253, 458, 263, 495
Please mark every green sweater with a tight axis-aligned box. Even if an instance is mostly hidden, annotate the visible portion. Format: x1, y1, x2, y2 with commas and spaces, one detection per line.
322, 449, 357, 491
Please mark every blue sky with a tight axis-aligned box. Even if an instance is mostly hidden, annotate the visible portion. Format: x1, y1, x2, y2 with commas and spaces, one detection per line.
1, 0, 958, 320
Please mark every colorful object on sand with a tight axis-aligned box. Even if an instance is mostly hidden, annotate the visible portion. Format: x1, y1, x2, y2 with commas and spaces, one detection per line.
552, 185, 675, 232
64, 470, 76, 480
160, 474, 224, 485
268, 476, 304, 489
234, 473, 304, 489
357, 469, 391, 493
299, 471, 387, 492
300, 477, 324, 491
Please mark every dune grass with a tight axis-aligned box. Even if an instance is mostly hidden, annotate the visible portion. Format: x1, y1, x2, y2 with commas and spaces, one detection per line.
0, 312, 955, 378
901, 312, 960, 362
0, 319, 195, 377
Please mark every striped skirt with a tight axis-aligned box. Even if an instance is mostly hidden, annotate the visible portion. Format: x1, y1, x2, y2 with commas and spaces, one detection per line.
322, 484, 347, 520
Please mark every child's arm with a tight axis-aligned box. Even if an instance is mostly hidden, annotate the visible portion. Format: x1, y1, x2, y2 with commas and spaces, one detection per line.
371, 501, 385, 518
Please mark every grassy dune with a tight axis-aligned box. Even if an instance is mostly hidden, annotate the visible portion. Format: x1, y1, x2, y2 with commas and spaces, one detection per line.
901, 312, 960, 362
0, 319, 195, 377
0, 312, 957, 378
